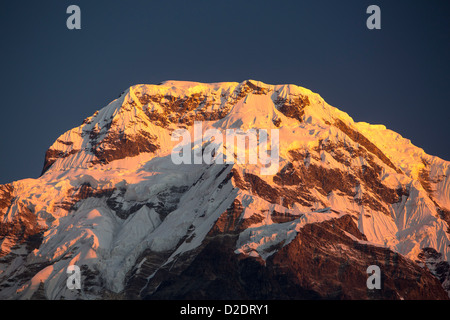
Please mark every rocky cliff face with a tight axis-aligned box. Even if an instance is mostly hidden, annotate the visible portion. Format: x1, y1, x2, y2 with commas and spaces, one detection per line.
144, 215, 448, 300
0, 80, 449, 299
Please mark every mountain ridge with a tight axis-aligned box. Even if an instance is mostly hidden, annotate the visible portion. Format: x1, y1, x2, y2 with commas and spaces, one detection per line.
0, 79, 449, 299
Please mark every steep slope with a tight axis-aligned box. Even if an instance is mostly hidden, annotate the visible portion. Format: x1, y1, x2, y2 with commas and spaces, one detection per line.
0, 80, 449, 299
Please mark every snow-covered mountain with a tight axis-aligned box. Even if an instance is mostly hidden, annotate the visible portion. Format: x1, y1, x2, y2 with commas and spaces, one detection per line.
0, 80, 449, 299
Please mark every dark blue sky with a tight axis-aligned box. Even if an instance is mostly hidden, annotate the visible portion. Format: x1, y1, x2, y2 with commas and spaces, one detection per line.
0, 0, 449, 184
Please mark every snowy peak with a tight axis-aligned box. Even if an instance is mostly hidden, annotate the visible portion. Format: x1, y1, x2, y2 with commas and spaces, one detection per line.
40, 79, 450, 230
1, 79, 449, 300
41, 80, 329, 173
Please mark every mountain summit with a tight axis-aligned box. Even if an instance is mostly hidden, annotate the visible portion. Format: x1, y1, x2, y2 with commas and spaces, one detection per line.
1, 80, 449, 299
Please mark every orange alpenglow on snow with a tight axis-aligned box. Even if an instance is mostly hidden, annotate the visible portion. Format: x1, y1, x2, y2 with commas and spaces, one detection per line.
0, 80, 449, 300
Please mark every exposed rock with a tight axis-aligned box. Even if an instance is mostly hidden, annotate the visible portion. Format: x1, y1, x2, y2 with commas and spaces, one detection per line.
0, 198, 44, 257
275, 94, 310, 122
416, 247, 450, 295
41, 148, 79, 175
90, 131, 159, 165
0, 184, 14, 215
333, 119, 401, 174
145, 215, 448, 300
